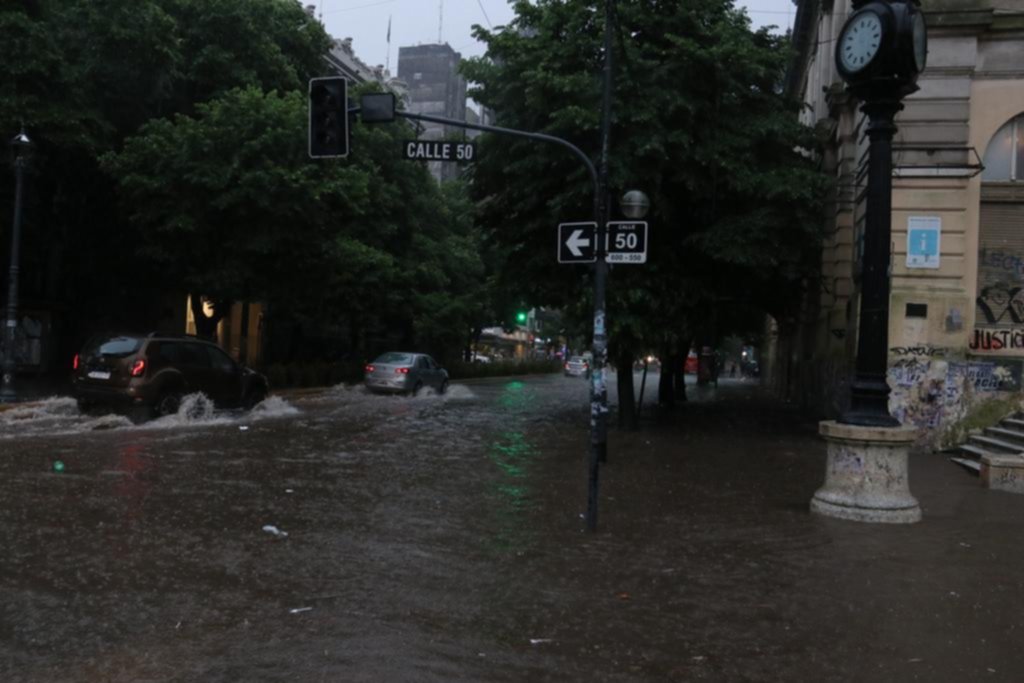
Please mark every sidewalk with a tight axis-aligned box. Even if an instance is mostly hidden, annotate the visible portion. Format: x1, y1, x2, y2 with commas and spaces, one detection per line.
595, 377, 1024, 681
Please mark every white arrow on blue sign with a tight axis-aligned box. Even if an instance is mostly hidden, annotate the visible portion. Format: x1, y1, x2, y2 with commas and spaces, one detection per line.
558, 222, 598, 263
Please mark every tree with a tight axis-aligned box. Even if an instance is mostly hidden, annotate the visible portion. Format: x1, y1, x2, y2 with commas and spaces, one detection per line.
463, 0, 827, 423
102, 87, 365, 336
103, 83, 487, 363
0, 0, 333, 358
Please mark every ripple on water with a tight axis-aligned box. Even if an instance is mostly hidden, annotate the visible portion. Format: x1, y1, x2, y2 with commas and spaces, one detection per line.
316, 383, 477, 403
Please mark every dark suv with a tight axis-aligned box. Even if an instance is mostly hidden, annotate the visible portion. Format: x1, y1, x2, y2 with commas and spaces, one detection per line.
72, 333, 269, 421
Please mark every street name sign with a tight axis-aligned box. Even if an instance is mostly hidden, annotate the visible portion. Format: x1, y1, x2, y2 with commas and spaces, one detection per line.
403, 140, 476, 162
558, 222, 597, 263
605, 221, 648, 264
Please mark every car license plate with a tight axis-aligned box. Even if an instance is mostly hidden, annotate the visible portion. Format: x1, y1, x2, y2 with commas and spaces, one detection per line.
87, 370, 111, 380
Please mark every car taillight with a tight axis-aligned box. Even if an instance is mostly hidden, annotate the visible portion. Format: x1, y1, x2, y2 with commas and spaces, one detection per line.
396, 368, 410, 374
130, 359, 146, 377
565, 363, 570, 369
365, 364, 375, 373
73, 354, 79, 371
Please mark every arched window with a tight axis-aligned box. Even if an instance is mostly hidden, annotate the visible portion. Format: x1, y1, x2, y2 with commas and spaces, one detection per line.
982, 114, 1024, 182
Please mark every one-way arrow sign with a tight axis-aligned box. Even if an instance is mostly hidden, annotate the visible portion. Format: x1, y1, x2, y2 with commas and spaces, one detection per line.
558, 222, 597, 263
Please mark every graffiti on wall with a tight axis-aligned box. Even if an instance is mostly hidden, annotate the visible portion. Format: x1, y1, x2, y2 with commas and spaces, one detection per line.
979, 249, 1024, 278
976, 285, 1024, 325
890, 345, 949, 357
887, 359, 1020, 431
969, 328, 1024, 352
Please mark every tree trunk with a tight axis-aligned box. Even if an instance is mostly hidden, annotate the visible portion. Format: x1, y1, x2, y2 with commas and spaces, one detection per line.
658, 346, 675, 407
636, 360, 649, 417
616, 349, 637, 430
674, 355, 687, 403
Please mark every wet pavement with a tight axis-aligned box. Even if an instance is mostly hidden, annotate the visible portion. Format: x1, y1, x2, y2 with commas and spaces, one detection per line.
1, 375, 1024, 682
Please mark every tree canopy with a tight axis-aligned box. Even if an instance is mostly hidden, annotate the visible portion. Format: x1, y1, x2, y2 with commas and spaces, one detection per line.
1, 0, 486, 365
462, 0, 827, 362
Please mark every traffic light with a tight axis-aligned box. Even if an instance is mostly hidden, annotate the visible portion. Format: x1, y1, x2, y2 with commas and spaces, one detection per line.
516, 311, 528, 324
309, 77, 348, 158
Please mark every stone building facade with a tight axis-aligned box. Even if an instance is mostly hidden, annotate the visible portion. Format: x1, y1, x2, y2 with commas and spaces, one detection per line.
780, 0, 1024, 445
397, 43, 468, 182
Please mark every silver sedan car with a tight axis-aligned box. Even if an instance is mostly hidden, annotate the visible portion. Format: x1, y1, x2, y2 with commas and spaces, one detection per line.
564, 356, 591, 378
364, 352, 449, 395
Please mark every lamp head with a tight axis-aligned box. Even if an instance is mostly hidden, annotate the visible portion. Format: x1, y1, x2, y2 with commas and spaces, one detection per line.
10, 129, 33, 163
620, 190, 650, 219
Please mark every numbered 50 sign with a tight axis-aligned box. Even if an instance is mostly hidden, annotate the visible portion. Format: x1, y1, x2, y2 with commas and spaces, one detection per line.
605, 221, 648, 264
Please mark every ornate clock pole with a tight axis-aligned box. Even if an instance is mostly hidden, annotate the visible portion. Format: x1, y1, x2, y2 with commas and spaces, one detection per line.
812, 0, 929, 523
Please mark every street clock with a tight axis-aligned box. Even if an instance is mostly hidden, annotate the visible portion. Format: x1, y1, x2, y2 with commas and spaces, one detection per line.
835, 0, 927, 95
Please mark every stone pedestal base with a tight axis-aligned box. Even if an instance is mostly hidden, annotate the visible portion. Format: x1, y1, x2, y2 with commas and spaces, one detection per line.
812, 421, 922, 524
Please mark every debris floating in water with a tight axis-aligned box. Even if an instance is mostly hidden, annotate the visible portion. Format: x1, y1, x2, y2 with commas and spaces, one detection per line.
53, 460, 65, 473
262, 525, 288, 537
289, 607, 313, 614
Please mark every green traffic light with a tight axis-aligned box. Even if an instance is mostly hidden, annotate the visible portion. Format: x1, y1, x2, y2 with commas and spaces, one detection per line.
516, 311, 527, 323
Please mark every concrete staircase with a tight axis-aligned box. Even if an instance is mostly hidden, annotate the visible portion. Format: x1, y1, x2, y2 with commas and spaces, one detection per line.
951, 415, 1024, 493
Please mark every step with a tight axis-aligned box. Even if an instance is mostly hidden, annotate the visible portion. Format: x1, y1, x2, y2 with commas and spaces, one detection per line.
950, 457, 982, 474
958, 443, 993, 461
1003, 418, 1024, 430
968, 435, 1024, 454
984, 427, 1024, 443
980, 453, 1024, 493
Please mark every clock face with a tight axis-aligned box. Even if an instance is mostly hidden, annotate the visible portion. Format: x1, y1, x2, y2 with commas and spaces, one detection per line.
839, 11, 883, 74
912, 12, 927, 72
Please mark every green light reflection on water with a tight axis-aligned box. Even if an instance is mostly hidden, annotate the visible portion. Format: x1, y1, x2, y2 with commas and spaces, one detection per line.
484, 396, 541, 553
498, 380, 528, 411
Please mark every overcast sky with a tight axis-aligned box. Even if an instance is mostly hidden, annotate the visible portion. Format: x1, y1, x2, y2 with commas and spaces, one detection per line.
319, 0, 797, 74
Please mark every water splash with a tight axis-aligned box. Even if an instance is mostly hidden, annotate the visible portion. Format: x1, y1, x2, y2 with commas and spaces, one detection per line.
250, 395, 300, 419
0, 396, 78, 422
0, 396, 111, 440
438, 384, 477, 401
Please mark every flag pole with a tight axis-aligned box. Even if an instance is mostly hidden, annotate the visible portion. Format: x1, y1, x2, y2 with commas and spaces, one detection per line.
386, 15, 392, 73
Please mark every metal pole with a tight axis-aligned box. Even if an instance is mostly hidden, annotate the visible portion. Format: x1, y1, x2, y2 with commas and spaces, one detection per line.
1, 154, 26, 402
394, 111, 599, 192
839, 98, 902, 427
584, 0, 615, 530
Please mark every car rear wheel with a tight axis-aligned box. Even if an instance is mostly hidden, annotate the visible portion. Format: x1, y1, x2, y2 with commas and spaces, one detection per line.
243, 387, 266, 410
154, 391, 182, 417
439, 379, 449, 395
411, 381, 423, 397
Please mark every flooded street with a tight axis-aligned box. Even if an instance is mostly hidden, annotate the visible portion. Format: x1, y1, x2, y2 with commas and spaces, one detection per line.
3, 375, 1024, 682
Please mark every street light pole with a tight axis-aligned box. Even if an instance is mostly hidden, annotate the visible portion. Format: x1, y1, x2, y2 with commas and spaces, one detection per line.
1, 130, 32, 403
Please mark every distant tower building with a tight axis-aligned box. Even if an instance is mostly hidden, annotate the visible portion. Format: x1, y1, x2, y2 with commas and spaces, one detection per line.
397, 43, 468, 182
465, 105, 495, 140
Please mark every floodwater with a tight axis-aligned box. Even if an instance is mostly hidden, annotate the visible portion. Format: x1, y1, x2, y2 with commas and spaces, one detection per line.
2, 375, 1024, 682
